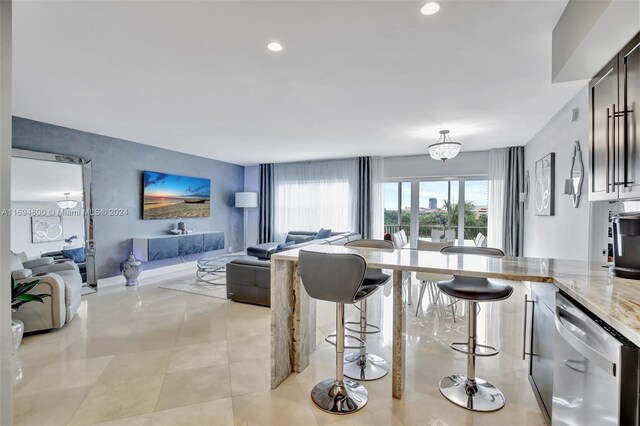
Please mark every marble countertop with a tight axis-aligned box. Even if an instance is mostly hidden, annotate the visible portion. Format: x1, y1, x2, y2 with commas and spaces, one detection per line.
272, 245, 640, 347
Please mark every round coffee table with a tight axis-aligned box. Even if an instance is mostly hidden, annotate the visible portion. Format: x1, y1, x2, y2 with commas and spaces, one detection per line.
196, 254, 251, 285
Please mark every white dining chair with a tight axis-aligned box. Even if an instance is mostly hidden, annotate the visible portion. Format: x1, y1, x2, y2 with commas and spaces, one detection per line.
415, 239, 456, 318
474, 233, 487, 247
431, 230, 444, 242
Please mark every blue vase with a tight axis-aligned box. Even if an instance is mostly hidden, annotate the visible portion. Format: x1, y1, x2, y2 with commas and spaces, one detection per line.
120, 253, 143, 286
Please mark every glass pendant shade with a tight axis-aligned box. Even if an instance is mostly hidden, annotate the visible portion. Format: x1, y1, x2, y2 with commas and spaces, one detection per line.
428, 130, 462, 162
57, 193, 78, 209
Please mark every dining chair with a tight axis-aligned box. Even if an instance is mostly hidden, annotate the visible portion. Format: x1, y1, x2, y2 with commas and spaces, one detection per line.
414, 240, 454, 317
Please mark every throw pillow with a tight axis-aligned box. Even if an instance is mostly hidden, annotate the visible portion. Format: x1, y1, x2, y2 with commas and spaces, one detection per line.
286, 234, 315, 244
62, 247, 86, 263
274, 241, 296, 253
315, 228, 332, 239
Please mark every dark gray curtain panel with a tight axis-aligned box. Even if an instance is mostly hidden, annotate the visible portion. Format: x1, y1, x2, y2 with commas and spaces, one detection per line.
258, 163, 274, 244
503, 147, 524, 256
357, 157, 372, 239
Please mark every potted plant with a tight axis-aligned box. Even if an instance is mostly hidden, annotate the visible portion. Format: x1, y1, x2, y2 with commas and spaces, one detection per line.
12, 275, 49, 312
11, 275, 49, 382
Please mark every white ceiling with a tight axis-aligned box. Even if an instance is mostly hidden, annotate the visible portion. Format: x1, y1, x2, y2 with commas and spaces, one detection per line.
12, 0, 587, 166
11, 157, 83, 202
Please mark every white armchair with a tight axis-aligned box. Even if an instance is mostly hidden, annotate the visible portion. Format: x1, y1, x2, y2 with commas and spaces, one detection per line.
10, 252, 82, 332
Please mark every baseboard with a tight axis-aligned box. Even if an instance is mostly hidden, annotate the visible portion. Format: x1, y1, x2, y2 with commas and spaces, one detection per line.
97, 260, 199, 288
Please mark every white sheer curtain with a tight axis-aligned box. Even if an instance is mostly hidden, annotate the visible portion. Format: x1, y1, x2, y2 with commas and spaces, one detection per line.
488, 149, 506, 250
370, 157, 385, 239
273, 159, 358, 241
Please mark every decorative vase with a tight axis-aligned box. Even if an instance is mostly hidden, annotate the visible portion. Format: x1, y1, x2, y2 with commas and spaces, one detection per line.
120, 253, 143, 286
11, 319, 24, 383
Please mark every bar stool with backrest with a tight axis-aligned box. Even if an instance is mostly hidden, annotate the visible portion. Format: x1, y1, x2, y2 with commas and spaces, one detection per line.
436, 245, 513, 412
342, 239, 394, 381
414, 240, 453, 317
298, 250, 378, 414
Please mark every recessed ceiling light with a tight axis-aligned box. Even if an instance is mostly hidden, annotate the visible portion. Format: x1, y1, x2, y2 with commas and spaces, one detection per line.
267, 42, 283, 52
421, 1, 441, 15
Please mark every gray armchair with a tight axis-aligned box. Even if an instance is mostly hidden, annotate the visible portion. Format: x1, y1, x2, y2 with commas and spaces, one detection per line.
11, 252, 82, 332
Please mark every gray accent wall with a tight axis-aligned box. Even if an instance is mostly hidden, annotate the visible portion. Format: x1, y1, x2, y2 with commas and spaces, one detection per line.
12, 117, 245, 279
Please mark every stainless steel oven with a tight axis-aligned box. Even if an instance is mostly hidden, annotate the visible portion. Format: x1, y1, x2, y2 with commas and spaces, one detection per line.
553, 292, 640, 425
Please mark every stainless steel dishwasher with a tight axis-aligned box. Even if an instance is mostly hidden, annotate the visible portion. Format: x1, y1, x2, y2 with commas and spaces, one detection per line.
553, 292, 640, 425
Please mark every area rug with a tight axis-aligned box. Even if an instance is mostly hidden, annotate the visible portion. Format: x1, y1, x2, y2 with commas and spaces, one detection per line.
81, 285, 97, 296
159, 276, 228, 300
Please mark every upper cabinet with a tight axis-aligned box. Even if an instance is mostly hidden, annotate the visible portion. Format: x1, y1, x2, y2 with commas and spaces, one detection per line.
589, 34, 640, 201
619, 36, 640, 199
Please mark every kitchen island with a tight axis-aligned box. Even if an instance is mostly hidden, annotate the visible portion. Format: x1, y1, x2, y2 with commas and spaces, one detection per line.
270, 244, 640, 399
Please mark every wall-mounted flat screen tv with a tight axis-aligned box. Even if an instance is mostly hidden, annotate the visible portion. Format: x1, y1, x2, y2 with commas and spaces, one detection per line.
143, 171, 211, 220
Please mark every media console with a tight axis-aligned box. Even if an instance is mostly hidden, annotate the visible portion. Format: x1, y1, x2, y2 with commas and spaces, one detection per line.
132, 231, 225, 261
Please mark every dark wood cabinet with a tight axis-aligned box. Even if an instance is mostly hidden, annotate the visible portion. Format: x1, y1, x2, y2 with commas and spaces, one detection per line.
133, 231, 225, 261
590, 34, 640, 201
589, 57, 619, 200
619, 36, 640, 199
526, 282, 558, 425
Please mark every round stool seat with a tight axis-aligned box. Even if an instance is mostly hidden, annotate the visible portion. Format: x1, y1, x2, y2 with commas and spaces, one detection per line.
355, 272, 389, 300
364, 270, 390, 286
355, 284, 380, 300
437, 276, 513, 302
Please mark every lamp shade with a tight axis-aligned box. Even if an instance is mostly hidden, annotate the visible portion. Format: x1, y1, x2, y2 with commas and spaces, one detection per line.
235, 192, 258, 208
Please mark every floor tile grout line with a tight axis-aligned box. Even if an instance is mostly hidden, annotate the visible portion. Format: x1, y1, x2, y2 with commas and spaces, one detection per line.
150, 292, 187, 416
62, 357, 114, 425
222, 290, 238, 424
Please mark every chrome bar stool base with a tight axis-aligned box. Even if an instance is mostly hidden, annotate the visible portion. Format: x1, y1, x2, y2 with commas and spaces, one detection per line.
311, 378, 368, 414
439, 375, 506, 412
343, 352, 389, 381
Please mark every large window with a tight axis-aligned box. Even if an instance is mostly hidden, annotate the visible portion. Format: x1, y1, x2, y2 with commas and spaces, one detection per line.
418, 180, 458, 238
384, 177, 488, 242
273, 159, 358, 241
462, 179, 489, 240
384, 182, 411, 238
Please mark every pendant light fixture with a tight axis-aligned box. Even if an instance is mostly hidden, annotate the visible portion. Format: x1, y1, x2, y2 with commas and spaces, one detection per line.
428, 130, 462, 162
57, 193, 78, 209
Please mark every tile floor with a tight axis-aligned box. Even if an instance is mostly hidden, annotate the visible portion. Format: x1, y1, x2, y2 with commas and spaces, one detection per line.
13, 271, 545, 426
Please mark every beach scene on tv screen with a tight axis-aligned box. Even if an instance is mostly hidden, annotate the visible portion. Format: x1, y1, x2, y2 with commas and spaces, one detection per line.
143, 171, 211, 219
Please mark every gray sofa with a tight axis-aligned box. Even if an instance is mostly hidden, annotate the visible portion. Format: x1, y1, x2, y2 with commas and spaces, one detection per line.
226, 231, 362, 306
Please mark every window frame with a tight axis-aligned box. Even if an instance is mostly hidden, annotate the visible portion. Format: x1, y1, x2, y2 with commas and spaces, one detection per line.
383, 175, 489, 243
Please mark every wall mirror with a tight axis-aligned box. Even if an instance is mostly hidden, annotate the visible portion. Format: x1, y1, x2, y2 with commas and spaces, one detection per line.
569, 141, 584, 208
11, 149, 96, 289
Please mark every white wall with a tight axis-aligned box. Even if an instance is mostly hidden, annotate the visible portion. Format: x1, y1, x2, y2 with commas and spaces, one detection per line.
384, 151, 489, 179
10, 201, 85, 257
0, 0, 11, 421
524, 85, 589, 261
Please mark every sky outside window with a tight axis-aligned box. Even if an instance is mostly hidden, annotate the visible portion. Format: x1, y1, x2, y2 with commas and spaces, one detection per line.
384, 180, 487, 211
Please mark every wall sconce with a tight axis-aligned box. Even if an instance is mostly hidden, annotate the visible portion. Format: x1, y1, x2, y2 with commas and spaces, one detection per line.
562, 141, 584, 208
519, 170, 530, 208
